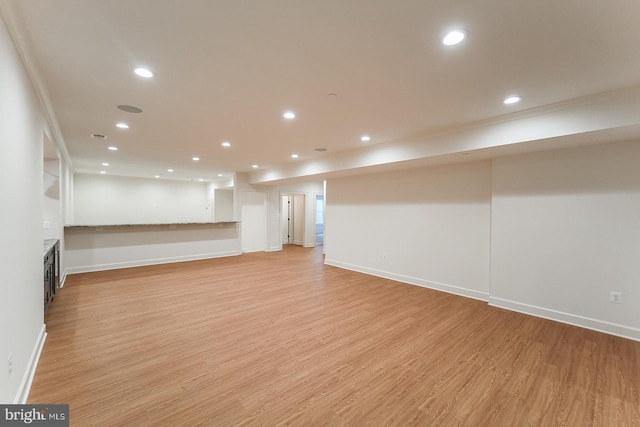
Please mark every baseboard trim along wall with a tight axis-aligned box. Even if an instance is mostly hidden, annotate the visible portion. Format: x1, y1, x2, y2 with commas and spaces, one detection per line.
15, 325, 47, 404
324, 259, 490, 302
489, 297, 640, 343
65, 250, 242, 275
324, 259, 640, 342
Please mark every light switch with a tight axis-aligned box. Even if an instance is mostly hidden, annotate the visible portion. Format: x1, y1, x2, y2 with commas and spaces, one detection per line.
43, 220, 50, 229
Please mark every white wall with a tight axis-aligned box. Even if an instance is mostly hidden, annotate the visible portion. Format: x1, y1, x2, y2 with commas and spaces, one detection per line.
0, 15, 49, 403
64, 223, 241, 273
490, 140, 640, 340
325, 161, 492, 301
73, 173, 211, 225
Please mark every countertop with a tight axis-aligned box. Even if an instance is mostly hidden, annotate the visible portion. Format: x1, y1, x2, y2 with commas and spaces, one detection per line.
43, 238, 59, 257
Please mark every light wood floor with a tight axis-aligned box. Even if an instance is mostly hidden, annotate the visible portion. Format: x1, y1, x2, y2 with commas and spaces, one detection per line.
30, 245, 639, 426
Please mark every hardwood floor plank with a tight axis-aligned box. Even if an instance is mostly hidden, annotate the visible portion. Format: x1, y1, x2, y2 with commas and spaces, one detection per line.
29, 245, 640, 426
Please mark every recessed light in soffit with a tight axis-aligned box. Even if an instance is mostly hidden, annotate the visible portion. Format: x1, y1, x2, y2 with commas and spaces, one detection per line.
90, 133, 107, 140
503, 96, 521, 104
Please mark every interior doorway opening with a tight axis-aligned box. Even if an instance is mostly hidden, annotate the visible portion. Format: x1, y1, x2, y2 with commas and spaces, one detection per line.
281, 193, 305, 246
315, 194, 324, 246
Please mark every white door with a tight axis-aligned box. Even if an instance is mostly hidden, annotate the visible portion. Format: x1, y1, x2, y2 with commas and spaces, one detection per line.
281, 195, 292, 244
241, 191, 267, 252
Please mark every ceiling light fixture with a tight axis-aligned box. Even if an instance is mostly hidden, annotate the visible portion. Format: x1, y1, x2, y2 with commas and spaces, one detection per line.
167, 169, 174, 173
100, 171, 106, 174
192, 157, 200, 161
218, 173, 223, 177
134, 67, 154, 78
291, 154, 299, 159
314, 147, 327, 152
90, 133, 107, 140
198, 178, 204, 182
221, 141, 231, 147
442, 29, 466, 46
252, 164, 259, 168
504, 95, 521, 104
283, 111, 296, 119
361, 135, 371, 142
107, 146, 118, 151
101, 162, 109, 166
116, 123, 129, 129
155, 175, 161, 178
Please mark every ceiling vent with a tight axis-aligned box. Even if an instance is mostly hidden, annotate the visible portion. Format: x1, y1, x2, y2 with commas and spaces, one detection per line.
117, 105, 143, 113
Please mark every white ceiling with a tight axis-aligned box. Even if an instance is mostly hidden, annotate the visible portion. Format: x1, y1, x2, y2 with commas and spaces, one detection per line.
5, 0, 640, 184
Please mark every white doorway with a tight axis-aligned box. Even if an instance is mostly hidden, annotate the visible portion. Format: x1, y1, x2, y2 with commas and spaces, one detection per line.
281, 192, 306, 246
281, 194, 292, 244
315, 194, 324, 246
241, 191, 267, 252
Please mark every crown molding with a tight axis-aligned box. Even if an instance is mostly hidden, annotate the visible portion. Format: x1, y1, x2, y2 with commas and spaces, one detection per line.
0, 1, 73, 170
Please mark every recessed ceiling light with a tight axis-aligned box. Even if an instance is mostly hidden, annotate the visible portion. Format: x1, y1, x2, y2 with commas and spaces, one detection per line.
442, 30, 466, 46
91, 133, 107, 140
101, 162, 109, 166
314, 147, 327, 152
107, 146, 118, 151
291, 154, 299, 159
218, 173, 223, 177
117, 105, 143, 114
116, 123, 129, 129
221, 141, 231, 147
283, 111, 296, 119
504, 96, 521, 105
167, 169, 174, 173
155, 175, 161, 178
198, 178, 204, 182
134, 68, 154, 78
192, 157, 200, 161
100, 171, 106, 174
361, 135, 371, 142
328, 93, 338, 98
252, 164, 259, 168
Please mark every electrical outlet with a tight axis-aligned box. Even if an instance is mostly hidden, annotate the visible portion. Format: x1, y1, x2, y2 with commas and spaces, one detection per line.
609, 291, 622, 304
8, 354, 12, 377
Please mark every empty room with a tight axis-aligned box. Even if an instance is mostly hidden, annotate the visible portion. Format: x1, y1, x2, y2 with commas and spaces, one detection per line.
1, 0, 639, 425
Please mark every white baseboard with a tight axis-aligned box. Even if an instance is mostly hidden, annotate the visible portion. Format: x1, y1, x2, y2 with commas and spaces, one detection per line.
64, 250, 242, 275
14, 324, 47, 404
324, 258, 489, 302
489, 297, 640, 342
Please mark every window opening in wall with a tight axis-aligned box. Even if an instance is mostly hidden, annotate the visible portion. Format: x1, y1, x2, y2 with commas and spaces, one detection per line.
315, 194, 324, 246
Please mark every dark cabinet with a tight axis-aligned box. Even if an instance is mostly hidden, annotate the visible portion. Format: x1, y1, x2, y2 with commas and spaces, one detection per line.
44, 239, 59, 312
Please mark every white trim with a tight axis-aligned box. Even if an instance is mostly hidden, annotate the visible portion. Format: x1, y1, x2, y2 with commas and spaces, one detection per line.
14, 325, 47, 404
64, 251, 241, 274
489, 297, 640, 343
324, 258, 489, 302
